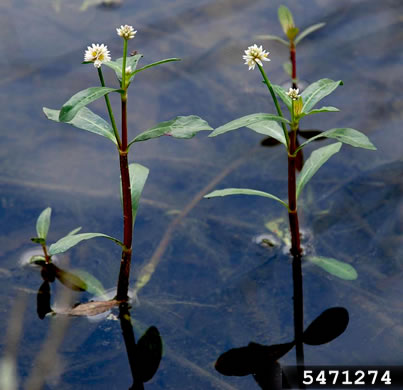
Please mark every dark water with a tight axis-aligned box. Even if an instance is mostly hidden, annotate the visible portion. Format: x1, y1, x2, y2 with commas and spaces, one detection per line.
0, 0, 402, 388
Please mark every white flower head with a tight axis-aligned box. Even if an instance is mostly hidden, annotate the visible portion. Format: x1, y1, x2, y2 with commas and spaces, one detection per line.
242, 44, 270, 71
117, 25, 137, 40
84, 43, 111, 68
287, 87, 300, 100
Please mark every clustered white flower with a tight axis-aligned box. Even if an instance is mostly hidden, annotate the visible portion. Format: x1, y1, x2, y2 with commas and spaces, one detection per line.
84, 43, 111, 68
117, 25, 137, 40
242, 44, 270, 70
286, 87, 300, 100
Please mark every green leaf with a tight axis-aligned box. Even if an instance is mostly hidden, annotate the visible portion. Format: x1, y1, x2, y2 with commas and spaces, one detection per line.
296, 142, 342, 198
300, 106, 339, 118
36, 207, 52, 240
204, 188, 289, 210
59, 87, 120, 122
295, 22, 326, 45
70, 269, 105, 296
66, 227, 83, 236
255, 34, 289, 46
104, 54, 143, 83
52, 265, 87, 291
247, 120, 287, 146
48, 233, 123, 255
44, 107, 117, 145
129, 116, 212, 146
278, 5, 295, 35
272, 85, 292, 111
298, 128, 376, 151
29, 255, 46, 265
301, 79, 343, 113
128, 163, 149, 226
210, 113, 290, 137
306, 256, 358, 280
131, 58, 181, 77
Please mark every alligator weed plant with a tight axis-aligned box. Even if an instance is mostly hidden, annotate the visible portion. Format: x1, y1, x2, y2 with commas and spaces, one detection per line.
204, 27, 376, 263
38, 25, 212, 309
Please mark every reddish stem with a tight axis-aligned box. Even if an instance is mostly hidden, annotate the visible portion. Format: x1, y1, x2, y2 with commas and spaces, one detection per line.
116, 95, 133, 301
290, 42, 297, 89
288, 131, 302, 257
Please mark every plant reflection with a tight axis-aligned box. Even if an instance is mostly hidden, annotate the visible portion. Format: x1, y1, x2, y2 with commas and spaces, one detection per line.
35, 266, 163, 389
214, 258, 349, 390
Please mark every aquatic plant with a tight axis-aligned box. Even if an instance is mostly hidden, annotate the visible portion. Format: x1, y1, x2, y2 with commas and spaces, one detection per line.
41, 25, 212, 303
204, 6, 376, 260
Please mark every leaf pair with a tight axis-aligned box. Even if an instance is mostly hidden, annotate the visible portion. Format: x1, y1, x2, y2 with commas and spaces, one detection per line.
256, 5, 325, 46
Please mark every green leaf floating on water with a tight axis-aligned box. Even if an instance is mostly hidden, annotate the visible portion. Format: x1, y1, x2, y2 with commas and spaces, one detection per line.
297, 128, 376, 151
306, 256, 358, 280
296, 142, 342, 199
36, 207, 52, 240
49, 233, 123, 255
59, 86, 120, 122
204, 188, 289, 210
210, 113, 290, 138
301, 79, 343, 114
129, 115, 212, 146
43, 107, 117, 145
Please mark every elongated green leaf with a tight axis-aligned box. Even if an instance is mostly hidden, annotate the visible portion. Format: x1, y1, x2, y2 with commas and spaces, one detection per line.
210, 113, 290, 137
295, 22, 326, 45
49, 233, 123, 255
104, 54, 143, 83
70, 269, 105, 296
255, 34, 288, 46
132, 58, 181, 76
301, 79, 343, 113
296, 142, 342, 198
129, 116, 212, 146
298, 128, 376, 151
36, 207, 52, 240
66, 227, 83, 236
278, 5, 295, 35
247, 120, 286, 146
306, 256, 358, 280
272, 85, 292, 110
44, 107, 117, 144
204, 188, 289, 210
128, 163, 149, 226
59, 87, 120, 122
300, 106, 339, 118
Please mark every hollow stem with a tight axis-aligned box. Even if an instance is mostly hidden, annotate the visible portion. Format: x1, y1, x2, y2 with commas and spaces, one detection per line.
257, 64, 290, 149
97, 68, 122, 148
